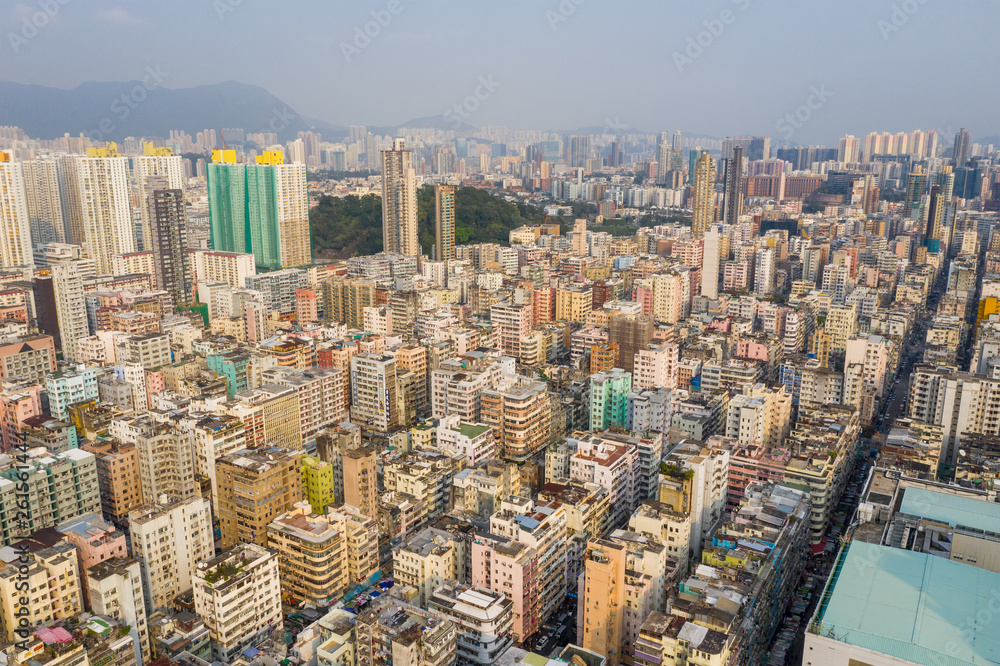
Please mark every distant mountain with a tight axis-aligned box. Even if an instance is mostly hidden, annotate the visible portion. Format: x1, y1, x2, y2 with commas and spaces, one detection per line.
0, 80, 323, 142
299, 116, 347, 138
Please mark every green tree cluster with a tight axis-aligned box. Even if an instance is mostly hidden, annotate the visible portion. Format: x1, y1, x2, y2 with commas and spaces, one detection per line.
310, 186, 548, 259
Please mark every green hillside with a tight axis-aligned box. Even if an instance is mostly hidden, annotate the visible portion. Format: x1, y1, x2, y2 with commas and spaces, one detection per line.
310, 186, 548, 259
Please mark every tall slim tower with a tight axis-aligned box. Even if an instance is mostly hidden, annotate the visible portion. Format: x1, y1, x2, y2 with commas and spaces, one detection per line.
147, 176, 192, 306
672, 131, 683, 151
133, 143, 184, 252
838, 135, 861, 163
701, 224, 722, 299
434, 184, 456, 262
57, 154, 85, 246
722, 146, 744, 226
904, 165, 927, 220
656, 134, 672, 183
381, 139, 419, 256
953, 128, 971, 167
0, 154, 34, 267
22, 157, 66, 244
77, 146, 136, 275
691, 151, 716, 238
568, 135, 591, 169
51, 261, 89, 362
925, 185, 946, 250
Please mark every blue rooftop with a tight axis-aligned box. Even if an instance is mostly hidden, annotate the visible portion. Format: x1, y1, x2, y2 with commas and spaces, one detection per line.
813, 541, 1000, 665
899, 487, 1000, 536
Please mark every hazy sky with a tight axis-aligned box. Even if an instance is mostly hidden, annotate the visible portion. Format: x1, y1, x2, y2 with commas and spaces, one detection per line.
2, 0, 997, 144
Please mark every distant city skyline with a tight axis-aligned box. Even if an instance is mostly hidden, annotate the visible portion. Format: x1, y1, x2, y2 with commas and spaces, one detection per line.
1, 1, 998, 144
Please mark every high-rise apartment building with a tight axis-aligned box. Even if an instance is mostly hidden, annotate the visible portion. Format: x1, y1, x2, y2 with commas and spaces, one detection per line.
837, 134, 861, 163
568, 135, 591, 169
216, 447, 302, 548
904, 165, 928, 219
0, 541, 83, 642
147, 176, 192, 305
427, 581, 514, 666
481, 375, 551, 462
691, 151, 715, 238
207, 150, 311, 269
133, 144, 184, 252
77, 147, 135, 275
350, 353, 401, 433
82, 440, 143, 525
355, 598, 457, 666
590, 368, 632, 431
381, 139, 419, 256
0, 154, 34, 267
702, 224, 722, 299
189, 249, 256, 289
193, 543, 282, 663
953, 127, 971, 167
86, 558, 150, 665
56, 153, 84, 245
722, 145, 744, 225
925, 184, 946, 247
434, 184, 456, 262
267, 501, 379, 606
116, 416, 196, 502
22, 156, 65, 244
128, 497, 215, 612
343, 446, 378, 519
0, 448, 100, 542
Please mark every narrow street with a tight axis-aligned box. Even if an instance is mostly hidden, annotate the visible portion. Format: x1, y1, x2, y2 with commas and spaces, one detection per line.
773, 292, 933, 665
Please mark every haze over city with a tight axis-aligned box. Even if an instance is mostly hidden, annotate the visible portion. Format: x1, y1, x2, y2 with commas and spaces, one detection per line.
0, 4, 999, 666
2, 0, 998, 142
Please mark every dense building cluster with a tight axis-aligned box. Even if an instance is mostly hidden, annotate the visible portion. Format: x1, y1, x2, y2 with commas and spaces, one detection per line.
0, 121, 997, 666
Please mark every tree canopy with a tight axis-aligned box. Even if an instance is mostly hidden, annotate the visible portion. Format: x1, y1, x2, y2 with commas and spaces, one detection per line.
310, 186, 548, 259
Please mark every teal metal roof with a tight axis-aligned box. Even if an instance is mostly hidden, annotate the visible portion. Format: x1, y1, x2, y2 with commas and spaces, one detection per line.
817, 541, 1000, 665
899, 487, 1000, 535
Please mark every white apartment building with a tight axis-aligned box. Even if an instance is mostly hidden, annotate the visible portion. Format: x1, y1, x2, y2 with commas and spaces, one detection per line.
180, 414, 246, 509
129, 497, 215, 612
51, 261, 90, 363
22, 156, 66, 244
86, 558, 150, 664
0, 158, 33, 267
435, 416, 497, 466
908, 366, 1000, 470
76, 153, 135, 275
569, 433, 640, 529
844, 334, 893, 398
634, 342, 680, 389
431, 353, 503, 421
194, 543, 282, 663
426, 582, 514, 666
189, 249, 257, 289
